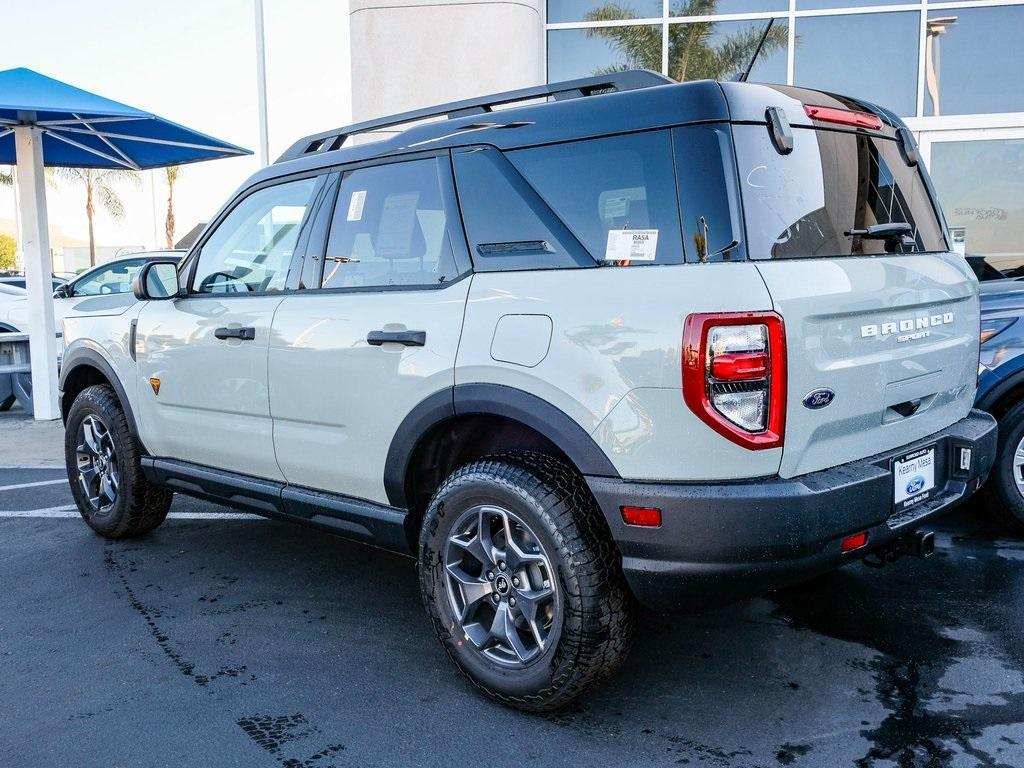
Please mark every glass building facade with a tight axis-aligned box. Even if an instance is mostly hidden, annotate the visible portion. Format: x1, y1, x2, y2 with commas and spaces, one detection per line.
546, 0, 1024, 271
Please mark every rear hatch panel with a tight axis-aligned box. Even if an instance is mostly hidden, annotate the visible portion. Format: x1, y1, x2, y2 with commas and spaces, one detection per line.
724, 83, 979, 479
756, 253, 978, 478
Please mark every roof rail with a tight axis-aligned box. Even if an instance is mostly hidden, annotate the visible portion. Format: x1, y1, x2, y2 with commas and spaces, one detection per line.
275, 70, 674, 164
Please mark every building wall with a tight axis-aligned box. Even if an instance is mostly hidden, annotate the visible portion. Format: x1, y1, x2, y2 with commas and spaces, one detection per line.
349, 0, 545, 121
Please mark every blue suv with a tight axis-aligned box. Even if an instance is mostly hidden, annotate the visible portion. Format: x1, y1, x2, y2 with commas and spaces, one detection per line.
974, 256, 1024, 531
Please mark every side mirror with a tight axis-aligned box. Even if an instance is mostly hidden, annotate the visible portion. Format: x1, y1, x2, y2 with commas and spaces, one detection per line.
133, 260, 181, 301
53, 284, 71, 299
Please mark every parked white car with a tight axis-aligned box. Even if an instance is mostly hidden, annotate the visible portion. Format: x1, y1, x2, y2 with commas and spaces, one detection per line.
1, 250, 184, 334
0, 282, 26, 332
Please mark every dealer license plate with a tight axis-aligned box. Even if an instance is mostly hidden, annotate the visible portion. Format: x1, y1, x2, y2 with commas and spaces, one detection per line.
893, 446, 936, 512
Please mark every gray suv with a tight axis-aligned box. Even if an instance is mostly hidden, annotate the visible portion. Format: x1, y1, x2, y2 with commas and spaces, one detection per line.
58, 72, 996, 711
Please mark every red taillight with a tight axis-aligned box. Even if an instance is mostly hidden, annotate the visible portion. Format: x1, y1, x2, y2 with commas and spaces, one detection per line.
682, 312, 786, 450
841, 531, 869, 553
621, 506, 662, 527
804, 104, 883, 131
710, 351, 769, 381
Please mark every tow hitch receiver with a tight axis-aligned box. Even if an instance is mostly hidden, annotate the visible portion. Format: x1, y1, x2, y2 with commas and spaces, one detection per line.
862, 530, 935, 568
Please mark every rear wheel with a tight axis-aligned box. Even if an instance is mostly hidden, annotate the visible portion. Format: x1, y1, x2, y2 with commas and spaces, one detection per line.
419, 452, 633, 712
982, 399, 1024, 534
64, 384, 172, 539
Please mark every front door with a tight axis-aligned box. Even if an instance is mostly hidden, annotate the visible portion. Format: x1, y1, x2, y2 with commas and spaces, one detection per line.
270, 155, 472, 505
135, 175, 322, 480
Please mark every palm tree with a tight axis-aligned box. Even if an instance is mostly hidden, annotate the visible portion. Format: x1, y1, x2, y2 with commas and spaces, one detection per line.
585, 1, 788, 82
0, 167, 11, 187
53, 168, 140, 266
164, 166, 181, 249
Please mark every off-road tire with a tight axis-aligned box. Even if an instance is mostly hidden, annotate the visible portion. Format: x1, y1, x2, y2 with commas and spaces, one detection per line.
419, 451, 634, 712
983, 399, 1024, 534
65, 384, 172, 539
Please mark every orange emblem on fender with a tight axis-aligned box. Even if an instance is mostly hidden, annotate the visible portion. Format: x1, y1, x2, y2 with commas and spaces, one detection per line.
149, 377, 161, 395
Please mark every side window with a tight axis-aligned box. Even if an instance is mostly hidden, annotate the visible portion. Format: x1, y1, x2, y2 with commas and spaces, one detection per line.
673, 124, 746, 262
322, 158, 460, 289
453, 147, 594, 271
73, 259, 145, 296
508, 131, 684, 266
192, 177, 318, 294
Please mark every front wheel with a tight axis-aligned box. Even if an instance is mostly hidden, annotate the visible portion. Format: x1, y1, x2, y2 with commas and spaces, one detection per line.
65, 384, 172, 539
419, 452, 633, 712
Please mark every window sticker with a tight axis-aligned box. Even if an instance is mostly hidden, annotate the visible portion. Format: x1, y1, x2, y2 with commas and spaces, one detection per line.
605, 229, 658, 262
375, 192, 420, 258
599, 187, 646, 222
347, 190, 367, 221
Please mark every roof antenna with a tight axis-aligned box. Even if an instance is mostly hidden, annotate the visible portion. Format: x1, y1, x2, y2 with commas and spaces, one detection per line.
736, 18, 775, 83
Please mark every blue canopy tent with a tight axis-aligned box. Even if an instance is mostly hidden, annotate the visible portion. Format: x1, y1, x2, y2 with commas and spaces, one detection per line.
0, 67, 250, 419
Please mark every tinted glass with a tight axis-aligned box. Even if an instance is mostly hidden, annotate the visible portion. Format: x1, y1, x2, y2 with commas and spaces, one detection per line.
73, 258, 146, 296
674, 124, 745, 262
671, 0, 787, 17
509, 131, 684, 265
734, 125, 947, 259
929, 138, 1024, 274
547, 26, 661, 81
193, 178, 318, 294
797, 0, 903, 11
453, 147, 592, 271
668, 18, 787, 83
794, 13, 919, 117
323, 158, 459, 289
925, 7, 1024, 116
548, 0, 662, 24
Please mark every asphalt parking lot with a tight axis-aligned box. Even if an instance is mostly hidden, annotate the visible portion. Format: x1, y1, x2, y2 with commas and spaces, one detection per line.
3, 413, 1024, 767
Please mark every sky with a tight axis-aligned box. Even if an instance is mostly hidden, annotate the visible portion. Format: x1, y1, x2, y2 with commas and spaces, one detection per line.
0, 0, 351, 266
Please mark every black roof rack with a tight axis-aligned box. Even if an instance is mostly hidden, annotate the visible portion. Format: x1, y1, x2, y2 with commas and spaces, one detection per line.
275, 70, 674, 164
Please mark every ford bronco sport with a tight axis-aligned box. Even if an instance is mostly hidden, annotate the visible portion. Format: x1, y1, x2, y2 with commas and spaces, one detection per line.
59, 72, 997, 711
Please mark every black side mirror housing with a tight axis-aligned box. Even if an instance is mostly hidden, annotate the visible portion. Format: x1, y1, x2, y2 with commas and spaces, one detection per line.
53, 284, 70, 299
133, 260, 181, 301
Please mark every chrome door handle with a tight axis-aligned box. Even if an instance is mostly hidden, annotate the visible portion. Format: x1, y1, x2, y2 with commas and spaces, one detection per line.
367, 330, 426, 347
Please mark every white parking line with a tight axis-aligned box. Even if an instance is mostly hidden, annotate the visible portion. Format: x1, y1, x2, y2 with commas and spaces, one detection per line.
0, 478, 68, 492
0, 506, 264, 520
0, 464, 64, 471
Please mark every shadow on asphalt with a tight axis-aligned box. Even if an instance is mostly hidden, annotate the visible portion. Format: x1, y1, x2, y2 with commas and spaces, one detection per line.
3, 493, 1024, 767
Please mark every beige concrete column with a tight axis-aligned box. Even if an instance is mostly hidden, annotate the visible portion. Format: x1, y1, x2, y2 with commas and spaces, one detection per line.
349, 0, 544, 121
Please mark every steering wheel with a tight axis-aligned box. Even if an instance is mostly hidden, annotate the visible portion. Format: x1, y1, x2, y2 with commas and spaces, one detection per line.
99, 284, 115, 295
198, 271, 251, 293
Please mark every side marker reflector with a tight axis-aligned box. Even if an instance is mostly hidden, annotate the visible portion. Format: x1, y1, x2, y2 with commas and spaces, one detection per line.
621, 506, 662, 528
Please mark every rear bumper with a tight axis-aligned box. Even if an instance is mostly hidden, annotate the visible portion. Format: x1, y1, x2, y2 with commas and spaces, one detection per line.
586, 409, 997, 612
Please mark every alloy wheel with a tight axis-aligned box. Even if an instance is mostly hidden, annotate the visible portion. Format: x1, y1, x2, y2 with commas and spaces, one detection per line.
75, 414, 119, 513
444, 504, 559, 667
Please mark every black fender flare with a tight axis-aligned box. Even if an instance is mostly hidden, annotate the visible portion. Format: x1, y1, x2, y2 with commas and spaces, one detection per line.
59, 346, 142, 443
383, 383, 620, 508
977, 370, 1024, 415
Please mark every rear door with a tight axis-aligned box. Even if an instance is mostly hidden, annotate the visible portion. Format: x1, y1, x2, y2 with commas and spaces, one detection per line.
732, 112, 978, 479
269, 154, 472, 505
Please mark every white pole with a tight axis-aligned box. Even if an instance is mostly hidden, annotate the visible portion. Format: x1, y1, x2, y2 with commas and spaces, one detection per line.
254, 0, 270, 167
11, 167, 23, 273
150, 169, 160, 249
14, 121, 60, 421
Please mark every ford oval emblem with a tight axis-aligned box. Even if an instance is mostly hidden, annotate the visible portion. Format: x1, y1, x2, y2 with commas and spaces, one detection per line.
802, 388, 835, 410
906, 475, 926, 495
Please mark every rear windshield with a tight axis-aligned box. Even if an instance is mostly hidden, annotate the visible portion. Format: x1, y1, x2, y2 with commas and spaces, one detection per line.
733, 125, 948, 259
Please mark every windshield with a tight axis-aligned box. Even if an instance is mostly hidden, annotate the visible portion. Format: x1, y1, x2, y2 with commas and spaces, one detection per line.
734, 125, 948, 259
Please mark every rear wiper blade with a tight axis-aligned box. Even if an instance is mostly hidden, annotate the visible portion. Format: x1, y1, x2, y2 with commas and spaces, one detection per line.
845, 222, 913, 240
